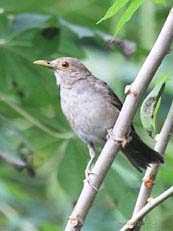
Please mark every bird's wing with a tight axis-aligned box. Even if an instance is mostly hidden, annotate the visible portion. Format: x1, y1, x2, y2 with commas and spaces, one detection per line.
89, 76, 123, 111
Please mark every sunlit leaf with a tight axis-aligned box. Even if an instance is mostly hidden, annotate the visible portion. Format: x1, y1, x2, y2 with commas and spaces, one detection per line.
140, 73, 170, 137
115, 0, 144, 36
97, 0, 130, 24
152, 0, 166, 4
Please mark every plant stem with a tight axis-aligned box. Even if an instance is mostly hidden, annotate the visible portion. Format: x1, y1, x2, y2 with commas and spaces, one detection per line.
125, 99, 173, 231
0, 149, 27, 170
120, 186, 173, 231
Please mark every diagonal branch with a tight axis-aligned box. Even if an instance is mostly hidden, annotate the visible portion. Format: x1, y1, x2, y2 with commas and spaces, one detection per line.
133, 100, 173, 215
120, 99, 173, 231
64, 6, 173, 231
0, 149, 27, 170
120, 186, 173, 231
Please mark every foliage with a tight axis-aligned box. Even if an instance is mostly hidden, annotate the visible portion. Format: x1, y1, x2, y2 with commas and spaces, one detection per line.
140, 73, 170, 138
0, 1, 172, 231
98, 0, 166, 35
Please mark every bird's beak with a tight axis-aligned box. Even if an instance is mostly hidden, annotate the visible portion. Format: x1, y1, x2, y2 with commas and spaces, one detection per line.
33, 60, 53, 68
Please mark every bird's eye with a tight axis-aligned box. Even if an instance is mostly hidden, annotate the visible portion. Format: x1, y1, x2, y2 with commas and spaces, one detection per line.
61, 61, 69, 68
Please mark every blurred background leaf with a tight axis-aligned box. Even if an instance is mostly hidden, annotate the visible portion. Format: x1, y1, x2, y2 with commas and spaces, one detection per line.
0, 0, 172, 231
140, 73, 170, 138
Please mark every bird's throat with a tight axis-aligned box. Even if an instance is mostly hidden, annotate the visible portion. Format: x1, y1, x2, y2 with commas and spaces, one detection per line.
54, 72, 62, 85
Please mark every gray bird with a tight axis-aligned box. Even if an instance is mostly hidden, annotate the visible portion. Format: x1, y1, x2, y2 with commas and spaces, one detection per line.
34, 57, 164, 184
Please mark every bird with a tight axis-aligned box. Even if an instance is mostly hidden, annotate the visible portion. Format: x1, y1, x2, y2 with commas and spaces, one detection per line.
34, 57, 164, 189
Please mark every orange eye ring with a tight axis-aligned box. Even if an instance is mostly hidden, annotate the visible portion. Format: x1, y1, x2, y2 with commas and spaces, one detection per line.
61, 61, 69, 68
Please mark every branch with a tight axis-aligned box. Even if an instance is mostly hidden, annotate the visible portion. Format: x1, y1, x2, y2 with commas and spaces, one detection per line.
0, 149, 27, 170
120, 186, 173, 231
133, 100, 173, 214
64, 7, 173, 231
120, 99, 173, 231
104, 35, 136, 57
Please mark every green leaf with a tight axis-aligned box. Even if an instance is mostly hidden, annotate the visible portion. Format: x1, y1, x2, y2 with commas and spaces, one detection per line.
40, 223, 61, 231
0, 116, 34, 172
12, 13, 51, 32
115, 0, 144, 36
97, 0, 130, 24
32, 139, 62, 168
57, 139, 88, 200
152, 0, 165, 4
60, 18, 95, 38
140, 73, 170, 137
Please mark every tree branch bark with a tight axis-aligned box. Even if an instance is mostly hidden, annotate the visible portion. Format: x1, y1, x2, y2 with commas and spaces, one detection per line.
120, 99, 173, 231
120, 186, 173, 231
64, 6, 173, 231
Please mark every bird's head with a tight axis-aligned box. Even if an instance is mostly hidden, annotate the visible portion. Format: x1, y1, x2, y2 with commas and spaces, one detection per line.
34, 57, 91, 85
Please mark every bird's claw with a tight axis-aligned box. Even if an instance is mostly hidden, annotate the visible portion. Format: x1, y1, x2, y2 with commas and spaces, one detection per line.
106, 128, 114, 140
84, 143, 98, 191
107, 128, 132, 148
84, 169, 98, 192
84, 178, 98, 192
120, 128, 132, 148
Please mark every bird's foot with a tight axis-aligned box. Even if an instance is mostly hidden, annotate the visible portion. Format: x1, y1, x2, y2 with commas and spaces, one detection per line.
84, 168, 98, 192
84, 143, 98, 191
107, 128, 132, 148
116, 128, 132, 148
106, 128, 114, 140
84, 177, 98, 192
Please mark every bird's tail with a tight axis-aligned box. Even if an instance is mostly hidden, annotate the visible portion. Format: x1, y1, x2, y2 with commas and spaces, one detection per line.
122, 130, 164, 172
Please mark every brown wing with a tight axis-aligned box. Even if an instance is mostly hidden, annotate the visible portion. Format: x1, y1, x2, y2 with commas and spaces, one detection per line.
88, 75, 122, 111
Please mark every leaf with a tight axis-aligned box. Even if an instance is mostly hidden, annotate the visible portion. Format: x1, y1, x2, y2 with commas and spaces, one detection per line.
115, 0, 144, 36
140, 73, 170, 137
104, 158, 140, 219
152, 0, 166, 4
58, 26, 86, 59
97, 0, 130, 24
12, 13, 51, 32
32, 141, 61, 168
57, 139, 88, 200
60, 18, 95, 38
40, 223, 61, 231
0, 116, 34, 172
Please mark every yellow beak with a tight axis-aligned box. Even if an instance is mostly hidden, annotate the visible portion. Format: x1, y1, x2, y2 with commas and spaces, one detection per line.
33, 60, 52, 68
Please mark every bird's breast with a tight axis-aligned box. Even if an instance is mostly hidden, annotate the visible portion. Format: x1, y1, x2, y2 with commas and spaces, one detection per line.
60, 85, 119, 145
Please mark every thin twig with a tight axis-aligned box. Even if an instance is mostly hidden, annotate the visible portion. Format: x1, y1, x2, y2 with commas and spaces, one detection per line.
125, 99, 173, 231
120, 186, 173, 231
104, 35, 136, 57
64, 6, 173, 231
0, 149, 27, 170
120, 99, 173, 231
